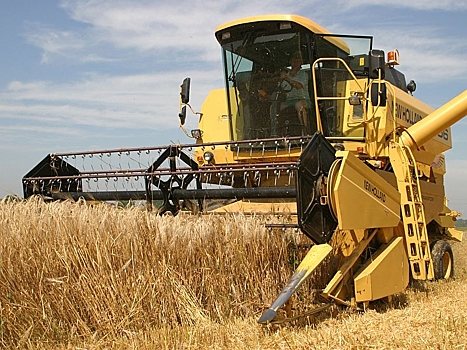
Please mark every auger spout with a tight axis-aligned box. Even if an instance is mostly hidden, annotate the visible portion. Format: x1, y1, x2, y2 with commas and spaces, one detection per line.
399, 90, 467, 150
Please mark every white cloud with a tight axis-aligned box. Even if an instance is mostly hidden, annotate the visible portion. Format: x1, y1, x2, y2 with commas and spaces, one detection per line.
23, 0, 467, 88
325, 15, 467, 86
337, 0, 467, 11
25, 23, 89, 64
370, 28, 467, 83
0, 68, 222, 132
26, 0, 309, 64
7, 80, 52, 92
0, 124, 78, 137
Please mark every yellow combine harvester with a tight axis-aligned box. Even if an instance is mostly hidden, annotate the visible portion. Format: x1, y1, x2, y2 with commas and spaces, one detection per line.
23, 14, 467, 323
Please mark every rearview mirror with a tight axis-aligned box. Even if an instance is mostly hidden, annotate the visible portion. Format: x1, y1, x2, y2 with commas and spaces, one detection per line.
180, 77, 191, 104
371, 82, 387, 107
369, 49, 385, 80
179, 105, 187, 125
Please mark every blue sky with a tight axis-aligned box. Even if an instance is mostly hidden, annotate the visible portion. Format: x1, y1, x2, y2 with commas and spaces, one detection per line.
1, 0, 467, 213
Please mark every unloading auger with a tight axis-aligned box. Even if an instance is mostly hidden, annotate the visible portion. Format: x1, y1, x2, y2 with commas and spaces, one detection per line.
22, 14, 467, 323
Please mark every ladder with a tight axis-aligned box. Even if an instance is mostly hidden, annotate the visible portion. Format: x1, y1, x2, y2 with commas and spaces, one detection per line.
389, 142, 434, 280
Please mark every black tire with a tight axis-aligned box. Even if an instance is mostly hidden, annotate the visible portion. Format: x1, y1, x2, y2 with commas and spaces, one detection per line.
431, 240, 454, 280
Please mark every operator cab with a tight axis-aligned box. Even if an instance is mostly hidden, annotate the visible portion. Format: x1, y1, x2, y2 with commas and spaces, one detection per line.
215, 15, 373, 143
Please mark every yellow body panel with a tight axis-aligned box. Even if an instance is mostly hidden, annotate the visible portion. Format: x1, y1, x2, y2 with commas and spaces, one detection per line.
354, 237, 409, 302
198, 88, 231, 143
292, 243, 333, 286
332, 229, 366, 258
195, 88, 234, 166
323, 229, 378, 299
375, 168, 445, 225
341, 79, 366, 138
446, 228, 464, 242
330, 151, 400, 230
419, 181, 445, 223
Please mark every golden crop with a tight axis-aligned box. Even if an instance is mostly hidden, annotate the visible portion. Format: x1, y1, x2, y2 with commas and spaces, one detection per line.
0, 198, 466, 349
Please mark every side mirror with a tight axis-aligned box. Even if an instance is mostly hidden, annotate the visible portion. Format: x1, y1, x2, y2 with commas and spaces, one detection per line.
369, 49, 385, 80
180, 77, 191, 104
179, 105, 187, 126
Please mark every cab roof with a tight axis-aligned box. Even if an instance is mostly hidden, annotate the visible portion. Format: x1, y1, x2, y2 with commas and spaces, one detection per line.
215, 14, 349, 53
215, 14, 332, 36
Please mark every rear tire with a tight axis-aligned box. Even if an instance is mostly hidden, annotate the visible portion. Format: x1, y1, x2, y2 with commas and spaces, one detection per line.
431, 240, 454, 280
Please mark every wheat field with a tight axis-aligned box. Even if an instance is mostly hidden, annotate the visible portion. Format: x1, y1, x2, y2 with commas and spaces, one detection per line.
0, 198, 466, 349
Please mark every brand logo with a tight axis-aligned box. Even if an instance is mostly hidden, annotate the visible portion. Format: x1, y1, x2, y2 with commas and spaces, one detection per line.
395, 102, 423, 125
394, 102, 449, 142
364, 179, 386, 203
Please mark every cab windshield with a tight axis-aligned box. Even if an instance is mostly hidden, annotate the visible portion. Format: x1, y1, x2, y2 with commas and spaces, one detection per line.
220, 25, 372, 142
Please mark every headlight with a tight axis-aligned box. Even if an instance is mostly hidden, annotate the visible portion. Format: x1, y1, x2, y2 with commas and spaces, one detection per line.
191, 129, 203, 139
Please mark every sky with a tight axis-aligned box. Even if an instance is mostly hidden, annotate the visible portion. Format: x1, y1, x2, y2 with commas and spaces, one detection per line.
1, 0, 467, 214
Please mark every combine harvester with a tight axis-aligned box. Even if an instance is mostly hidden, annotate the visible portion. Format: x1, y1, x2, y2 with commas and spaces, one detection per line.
23, 15, 467, 323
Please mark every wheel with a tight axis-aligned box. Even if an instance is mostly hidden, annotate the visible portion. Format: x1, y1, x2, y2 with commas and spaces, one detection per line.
430, 240, 454, 280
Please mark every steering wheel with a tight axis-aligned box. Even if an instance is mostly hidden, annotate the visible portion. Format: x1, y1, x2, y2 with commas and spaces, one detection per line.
269, 73, 292, 103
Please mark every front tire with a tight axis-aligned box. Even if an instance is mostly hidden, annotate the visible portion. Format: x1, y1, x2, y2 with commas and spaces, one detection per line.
431, 240, 454, 280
